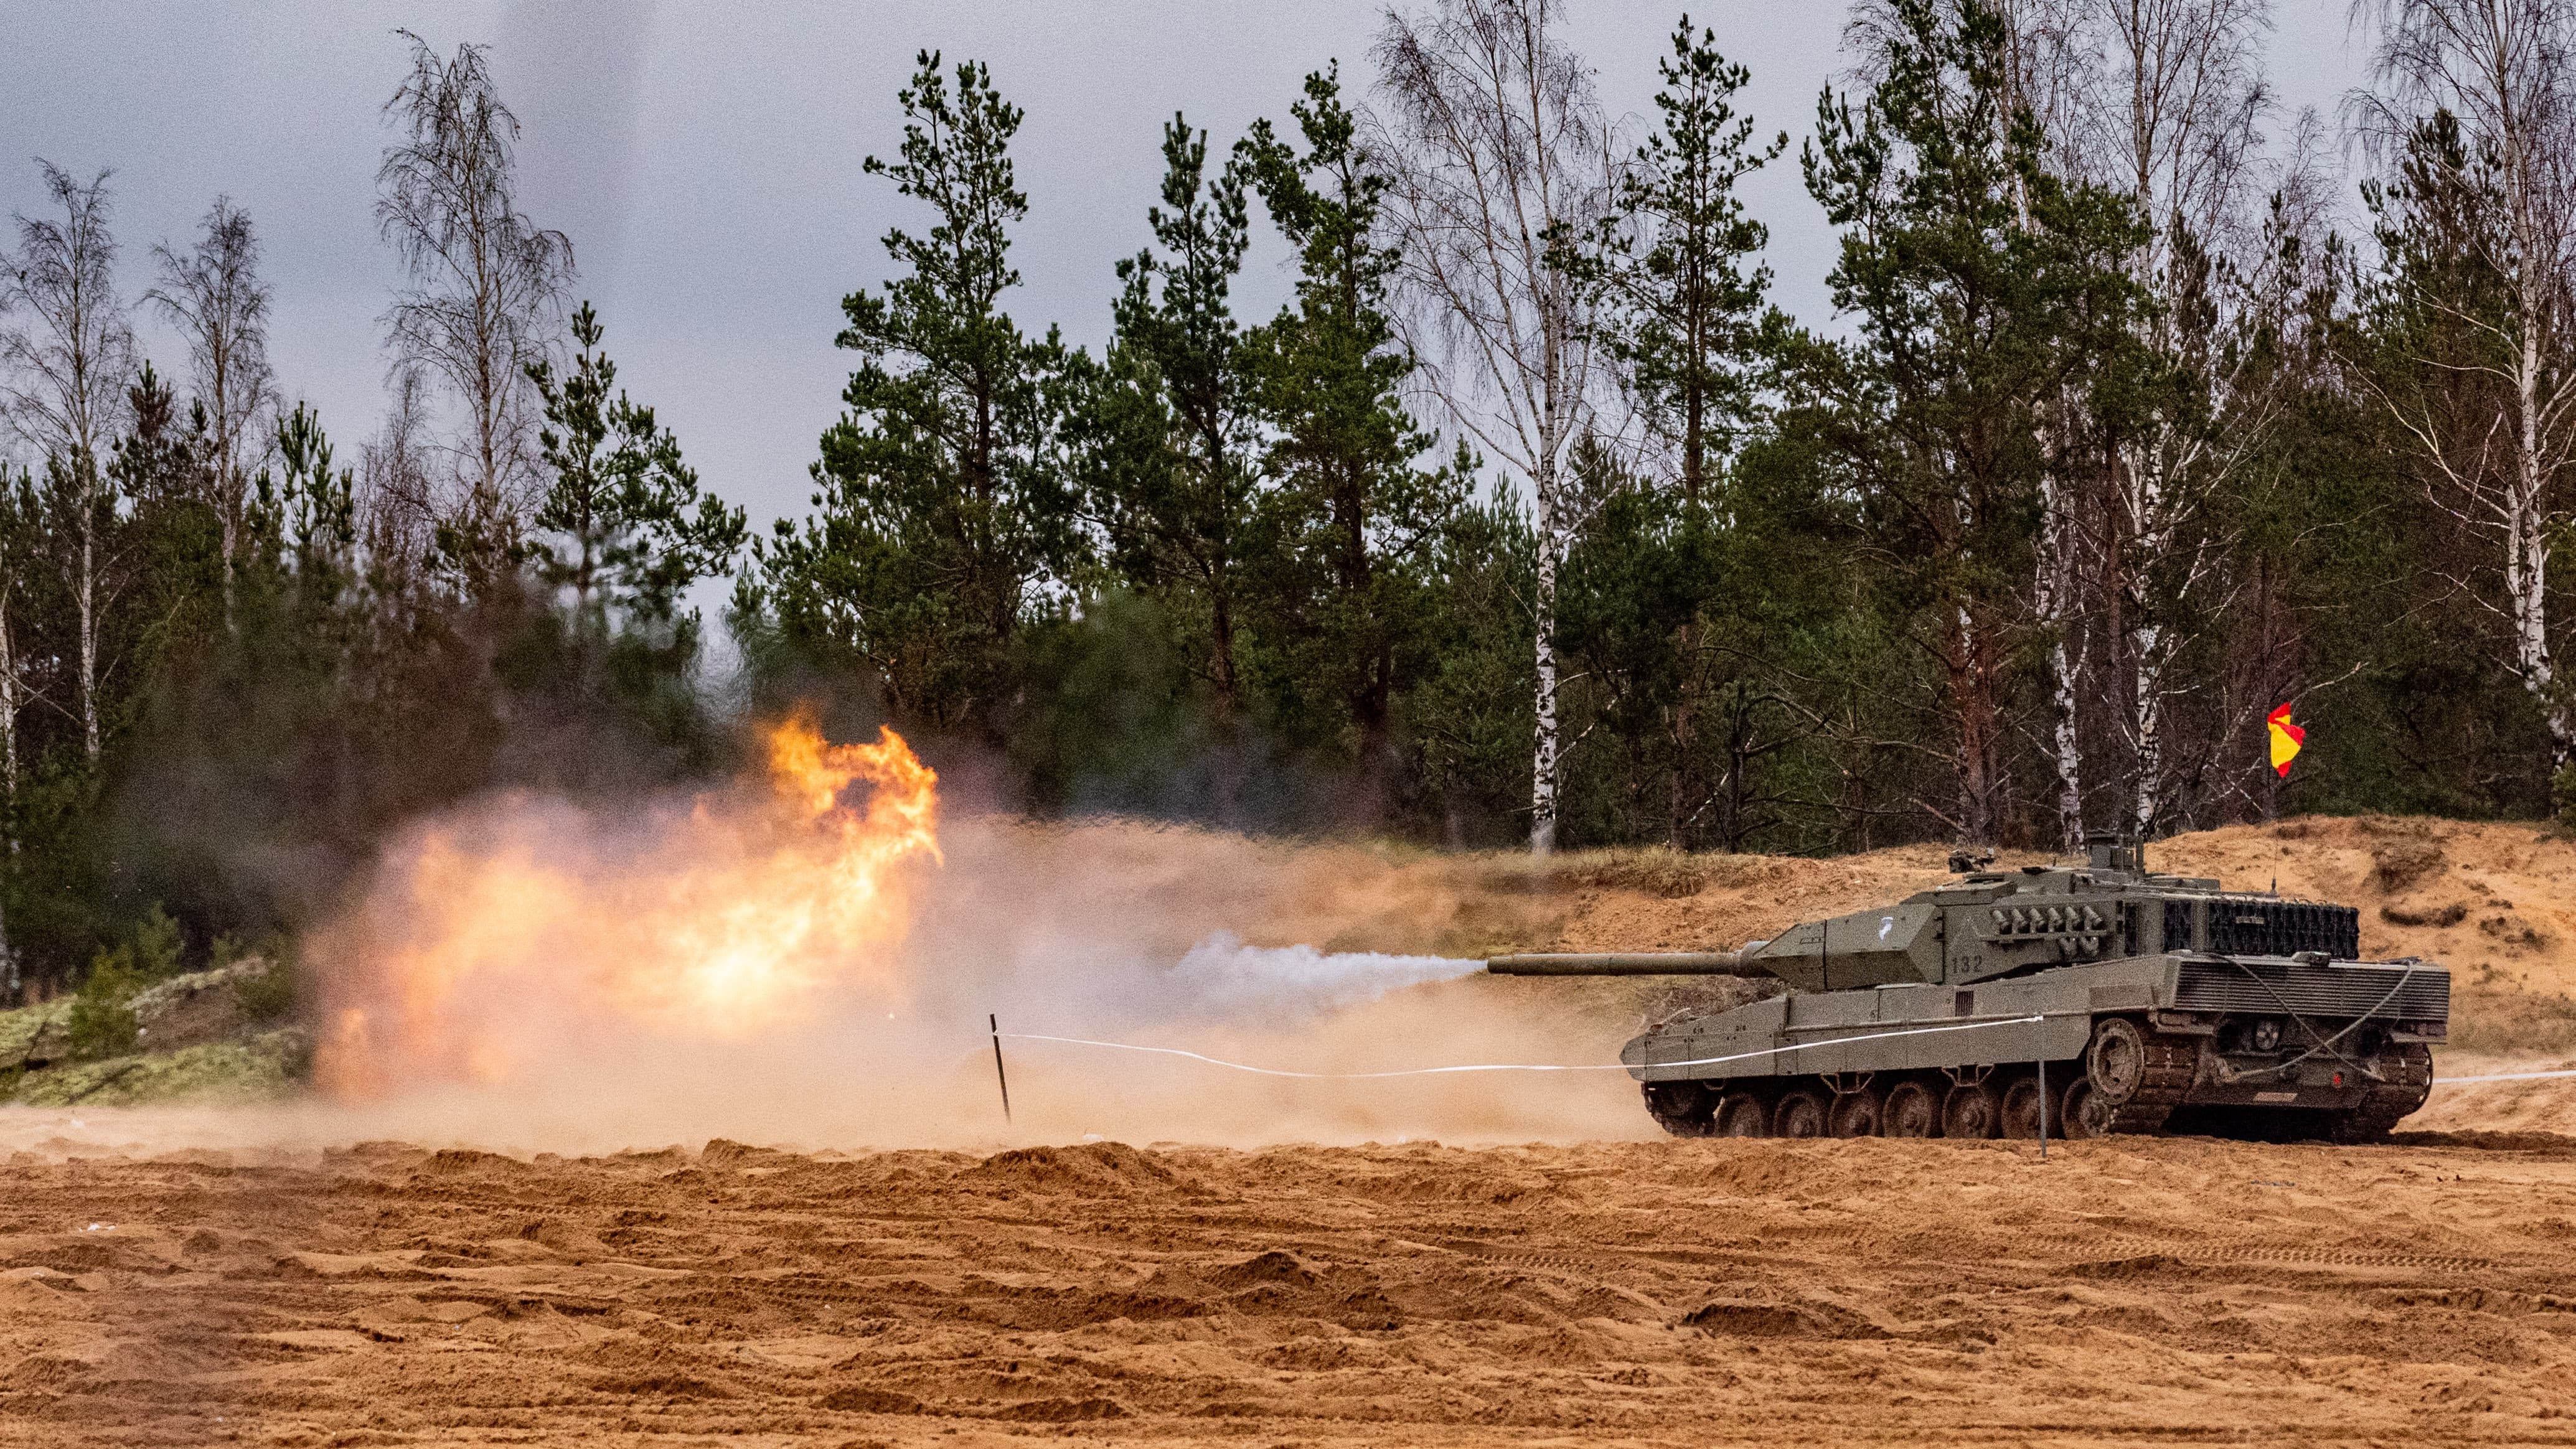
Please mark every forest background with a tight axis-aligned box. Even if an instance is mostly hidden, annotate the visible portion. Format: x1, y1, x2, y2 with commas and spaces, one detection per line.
0, 0, 2568, 996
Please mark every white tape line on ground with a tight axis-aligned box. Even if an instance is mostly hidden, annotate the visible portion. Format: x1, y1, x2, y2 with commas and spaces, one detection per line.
998, 1014, 2047, 1080
2441, 1067, 2576, 1084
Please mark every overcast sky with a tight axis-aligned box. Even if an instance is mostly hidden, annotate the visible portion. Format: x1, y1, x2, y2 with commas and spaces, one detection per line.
2, 1, 2374, 584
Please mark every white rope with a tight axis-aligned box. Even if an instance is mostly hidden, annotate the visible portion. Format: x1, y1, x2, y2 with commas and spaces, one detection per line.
997, 1014, 2047, 1080
2440, 1066, 2576, 1084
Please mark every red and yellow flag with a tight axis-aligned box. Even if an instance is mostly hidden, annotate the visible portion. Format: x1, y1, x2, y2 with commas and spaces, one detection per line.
2267, 703, 2305, 777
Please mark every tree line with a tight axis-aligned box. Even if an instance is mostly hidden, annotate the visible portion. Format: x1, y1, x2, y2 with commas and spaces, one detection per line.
2, 0, 2573, 993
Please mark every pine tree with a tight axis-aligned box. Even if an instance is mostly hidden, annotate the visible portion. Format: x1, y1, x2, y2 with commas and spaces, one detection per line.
274, 401, 358, 585
749, 51, 1078, 739
527, 302, 745, 637
1561, 17, 1785, 845
1237, 68, 1464, 799
1580, 17, 1784, 502
1069, 115, 1264, 721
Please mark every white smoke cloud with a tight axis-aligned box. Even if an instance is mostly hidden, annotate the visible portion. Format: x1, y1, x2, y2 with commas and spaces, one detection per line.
1160, 932, 1483, 1025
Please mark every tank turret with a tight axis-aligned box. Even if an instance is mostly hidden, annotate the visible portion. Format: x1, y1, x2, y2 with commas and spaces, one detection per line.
1491, 833, 2449, 1143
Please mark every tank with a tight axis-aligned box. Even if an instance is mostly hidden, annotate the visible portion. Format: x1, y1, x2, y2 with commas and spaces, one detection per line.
1488, 834, 2450, 1143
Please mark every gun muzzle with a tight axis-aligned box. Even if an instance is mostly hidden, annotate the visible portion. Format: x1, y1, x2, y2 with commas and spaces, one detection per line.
1485, 951, 1756, 976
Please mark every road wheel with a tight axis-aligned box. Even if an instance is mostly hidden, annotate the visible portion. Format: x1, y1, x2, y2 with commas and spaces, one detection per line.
2060, 1077, 2116, 1138
1772, 1087, 1828, 1138
1642, 1081, 1714, 1138
1941, 1080, 2001, 1140
2001, 1076, 2046, 1139
2087, 1017, 2148, 1103
1827, 1085, 1884, 1137
1713, 1093, 1770, 1137
1884, 1081, 1939, 1138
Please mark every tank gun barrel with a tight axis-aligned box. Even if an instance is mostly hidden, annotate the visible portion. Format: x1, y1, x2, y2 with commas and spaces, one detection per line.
1487, 951, 1763, 977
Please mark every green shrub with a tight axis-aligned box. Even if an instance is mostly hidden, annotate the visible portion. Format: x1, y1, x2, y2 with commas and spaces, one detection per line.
62, 908, 190, 1061
233, 957, 296, 1023
65, 948, 141, 1061
128, 905, 183, 981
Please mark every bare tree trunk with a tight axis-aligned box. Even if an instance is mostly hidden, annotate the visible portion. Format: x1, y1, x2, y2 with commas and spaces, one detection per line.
1371, 0, 1613, 856
0, 165, 134, 764
1531, 466, 1561, 853
2510, 357, 2574, 766
2366, 0, 2576, 783
0, 584, 17, 800
2038, 472, 2085, 849
2132, 621, 2168, 832
0, 582, 14, 1000
1666, 621, 1699, 848
1951, 604, 2004, 845
77, 481, 97, 759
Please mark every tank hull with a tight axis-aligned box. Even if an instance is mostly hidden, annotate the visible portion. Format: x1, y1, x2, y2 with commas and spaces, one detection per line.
1625, 951, 2448, 1142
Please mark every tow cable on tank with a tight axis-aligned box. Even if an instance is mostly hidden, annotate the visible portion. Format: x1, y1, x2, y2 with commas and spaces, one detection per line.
2207, 957, 2421, 1086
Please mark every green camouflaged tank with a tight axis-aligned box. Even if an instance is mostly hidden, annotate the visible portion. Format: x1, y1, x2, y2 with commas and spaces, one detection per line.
1489, 835, 2448, 1142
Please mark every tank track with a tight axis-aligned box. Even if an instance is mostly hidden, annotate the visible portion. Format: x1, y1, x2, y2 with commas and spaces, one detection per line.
2328, 1042, 2434, 1143
2097, 1030, 2200, 1135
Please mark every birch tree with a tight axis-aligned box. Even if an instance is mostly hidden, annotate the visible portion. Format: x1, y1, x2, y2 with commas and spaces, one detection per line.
2087, 0, 2272, 834
377, 30, 574, 583
0, 163, 134, 762
0, 484, 29, 846
1371, 0, 1615, 853
0, 469, 30, 996
2359, 0, 2576, 776
149, 196, 278, 614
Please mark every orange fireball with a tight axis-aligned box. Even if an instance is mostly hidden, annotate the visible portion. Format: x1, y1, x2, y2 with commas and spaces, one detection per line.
315, 714, 941, 1099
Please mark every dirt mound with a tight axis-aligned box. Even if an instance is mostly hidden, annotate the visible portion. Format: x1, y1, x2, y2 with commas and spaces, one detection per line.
957, 1140, 1195, 1195
1210, 1249, 1322, 1290
695, 1138, 790, 1169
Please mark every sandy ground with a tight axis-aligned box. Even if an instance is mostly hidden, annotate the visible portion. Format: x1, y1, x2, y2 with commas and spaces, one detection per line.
12, 1131, 2576, 1446
14, 812, 2576, 1443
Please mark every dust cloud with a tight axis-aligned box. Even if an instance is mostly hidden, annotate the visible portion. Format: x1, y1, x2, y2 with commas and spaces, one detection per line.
185, 727, 1659, 1156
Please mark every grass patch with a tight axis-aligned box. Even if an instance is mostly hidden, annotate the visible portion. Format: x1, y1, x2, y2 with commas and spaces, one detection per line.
5, 1029, 309, 1107
0, 998, 72, 1067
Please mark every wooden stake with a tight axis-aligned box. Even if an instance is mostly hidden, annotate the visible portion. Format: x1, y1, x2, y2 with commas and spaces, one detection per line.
990, 1013, 1012, 1123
